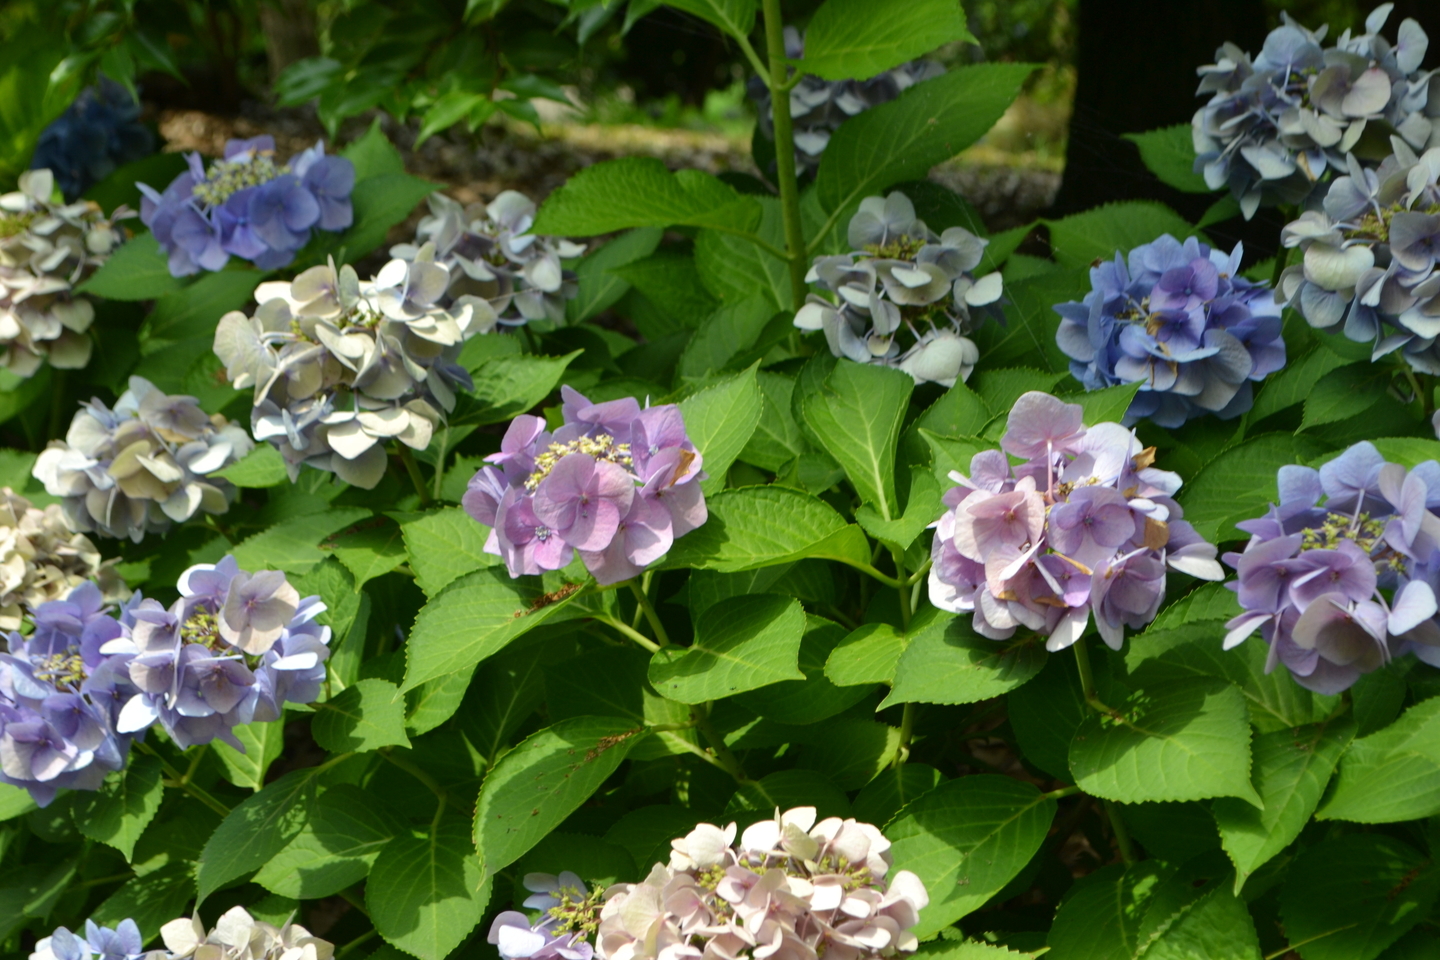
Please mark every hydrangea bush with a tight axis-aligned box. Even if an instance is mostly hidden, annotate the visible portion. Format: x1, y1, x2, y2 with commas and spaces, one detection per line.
7, 2, 1440, 960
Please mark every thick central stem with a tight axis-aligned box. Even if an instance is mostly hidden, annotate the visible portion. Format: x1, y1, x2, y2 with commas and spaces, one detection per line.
760, 0, 809, 310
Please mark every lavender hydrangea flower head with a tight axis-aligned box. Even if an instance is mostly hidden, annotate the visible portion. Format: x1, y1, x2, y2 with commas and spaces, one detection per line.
139, 136, 354, 277
929, 392, 1225, 652
462, 387, 706, 585
30, 918, 149, 960
31, 80, 155, 200
0, 487, 127, 631
214, 253, 488, 488
1222, 441, 1440, 693
1, 169, 132, 377
490, 872, 599, 960
32, 377, 252, 542
103, 555, 330, 750
596, 806, 927, 960
160, 906, 335, 960
1055, 234, 1286, 427
0, 581, 137, 806
1193, 4, 1438, 219
1278, 144, 1440, 373
391, 191, 584, 329
749, 27, 945, 175
795, 192, 1002, 387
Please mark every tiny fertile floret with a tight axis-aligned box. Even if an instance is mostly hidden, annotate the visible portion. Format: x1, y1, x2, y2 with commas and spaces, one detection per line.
463, 387, 707, 585
929, 392, 1225, 651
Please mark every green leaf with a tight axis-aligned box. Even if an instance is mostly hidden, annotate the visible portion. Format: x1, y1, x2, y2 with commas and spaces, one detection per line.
1064, 381, 1144, 427
368, 816, 491, 960
816, 65, 1036, 220
1318, 696, 1440, 823
1146, 583, 1242, 635
734, 616, 874, 724
1176, 434, 1327, 542
606, 805, 710, 873
1300, 362, 1390, 431
458, 642, 551, 766
196, 767, 320, 901
664, 485, 873, 572
313, 678, 412, 752
1371, 437, 1440, 467
740, 372, 809, 472
310, 172, 437, 265
825, 622, 910, 687
1249, 347, 1353, 422
328, 517, 408, 587
915, 942, 1036, 960
473, 716, 644, 877
230, 507, 373, 575
1046, 861, 1169, 960
679, 297, 781, 381
975, 267, 1082, 373
78, 233, 186, 300
855, 465, 942, 549
888, 776, 1056, 936
658, 0, 756, 38
1214, 718, 1355, 893
402, 507, 501, 598
694, 197, 790, 310
1069, 669, 1261, 807
1122, 125, 1212, 194
546, 646, 695, 760
1130, 858, 1262, 960
516, 832, 637, 892
254, 784, 405, 899
140, 269, 262, 353
801, 360, 913, 518
968, 367, 1066, 418
401, 568, 584, 692
1041, 202, 1200, 270
416, 90, 489, 146
611, 248, 719, 330
679, 364, 764, 496
463, 352, 581, 423
798, 0, 972, 80
725, 769, 852, 825
797, 719, 901, 789
407, 667, 476, 736
649, 594, 806, 703
568, 227, 664, 323
88, 862, 194, 945
215, 445, 289, 488
852, 764, 944, 828
882, 618, 1045, 708
1279, 835, 1440, 960
211, 719, 286, 790
71, 752, 164, 860
534, 158, 761, 236
0, 782, 36, 821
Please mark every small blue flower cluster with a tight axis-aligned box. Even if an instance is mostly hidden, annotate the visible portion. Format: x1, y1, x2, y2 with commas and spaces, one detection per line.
139, 136, 354, 276
0, 558, 330, 805
31, 81, 155, 200
1054, 234, 1286, 428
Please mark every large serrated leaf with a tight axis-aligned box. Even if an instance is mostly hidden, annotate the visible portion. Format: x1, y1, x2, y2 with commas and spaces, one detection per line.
801, 360, 912, 517
798, 0, 973, 81
679, 364, 763, 496
368, 816, 490, 960
1319, 697, 1440, 823
649, 594, 806, 703
402, 507, 500, 599
534, 157, 760, 236
71, 752, 164, 860
255, 784, 405, 899
196, 767, 321, 901
1122, 124, 1213, 194
882, 618, 1045, 708
664, 485, 872, 572
312, 678, 412, 752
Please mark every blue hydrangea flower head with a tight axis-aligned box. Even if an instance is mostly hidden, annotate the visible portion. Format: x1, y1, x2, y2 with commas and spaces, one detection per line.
31, 80, 154, 200
1054, 233, 1286, 428
1193, 4, 1437, 219
139, 136, 354, 277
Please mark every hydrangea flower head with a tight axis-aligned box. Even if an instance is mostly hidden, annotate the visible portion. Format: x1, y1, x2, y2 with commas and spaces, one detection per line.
0, 581, 136, 806
31, 80, 154, 200
749, 27, 945, 175
1223, 441, 1440, 693
795, 191, 1002, 387
159, 906, 334, 960
490, 871, 599, 960
1279, 144, 1440, 373
463, 387, 706, 585
32, 377, 252, 542
103, 555, 330, 750
214, 252, 489, 488
1193, 5, 1438, 219
0, 486, 127, 631
595, 806, 927, 960
929, 392, 1225, 651
30, 918, 149, 960
139, 136, 354, 276
391, 191, 584, 329
1054, 234, 1285, 427
1, 169, 132, 377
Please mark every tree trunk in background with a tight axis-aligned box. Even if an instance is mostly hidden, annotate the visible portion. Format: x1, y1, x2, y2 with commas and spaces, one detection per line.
259, 0, 320, 85
1052, 0, 1267, 217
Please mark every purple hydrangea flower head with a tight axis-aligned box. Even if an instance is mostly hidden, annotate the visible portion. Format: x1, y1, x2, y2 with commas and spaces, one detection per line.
139, 137, 354, 277
1055, 234, 1285, 428
106, 556, 329, 750
1279, 143, 1440, 373
31, 80, 154, 201
795, 191, 1001, 387
929, 392, 1225, 653
489, 871, 599, 960
1224, 441, 1440, 693
30, 918, 149, 960
464, 388, 707, 585
1193, 6, 1437, 220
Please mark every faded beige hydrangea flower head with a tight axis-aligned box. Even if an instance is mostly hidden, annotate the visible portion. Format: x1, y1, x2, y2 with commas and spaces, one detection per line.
0, 487, 125, 630
160, 906, 335, 960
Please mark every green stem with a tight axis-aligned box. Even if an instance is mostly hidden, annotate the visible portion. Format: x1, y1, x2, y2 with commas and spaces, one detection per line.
691, 704, 749, 783
1072, 636, 1120, 718
1270, 242, 1290, 289
396, 445, 433, 507
893, 703, 916, 768
600, 616, 662, 654
732, 33, 772, 90
760, 0, 809, 310
629, 578, 670, 647
892, 549, 911, 631
137, 742, 232, 817
335, 929, 378, 960
1044, 784, 1083, 800
841, 559, 905, 589
1103, 799, 1137, 864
